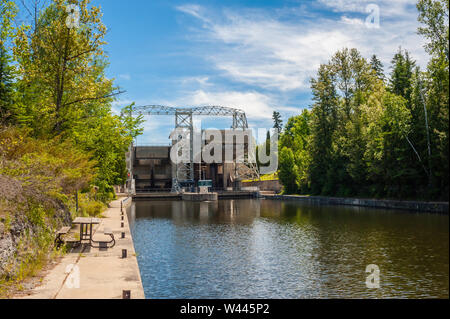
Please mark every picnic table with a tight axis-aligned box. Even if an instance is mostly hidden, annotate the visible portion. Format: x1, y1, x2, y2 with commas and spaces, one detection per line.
72, 217, 104, 248
55, 217, 115, 249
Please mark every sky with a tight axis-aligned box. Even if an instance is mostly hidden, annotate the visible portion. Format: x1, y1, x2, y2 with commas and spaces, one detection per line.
89, 0, 429, 145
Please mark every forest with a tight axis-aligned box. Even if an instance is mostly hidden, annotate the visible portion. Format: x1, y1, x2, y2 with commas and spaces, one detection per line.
276, 0, 448, 200
1, 0, 143, 200
0, 0, 142, 292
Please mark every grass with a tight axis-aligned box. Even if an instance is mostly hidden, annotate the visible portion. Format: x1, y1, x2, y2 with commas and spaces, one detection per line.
0, 241, 65, 298
0, 122, 111, 298
243, 173, 279, 183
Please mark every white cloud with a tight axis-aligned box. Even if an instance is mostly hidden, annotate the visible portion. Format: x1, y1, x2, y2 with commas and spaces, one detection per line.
118, 74, 131, 81
176, 1, 428, 92
119, 91, 278, 144
340, 16, 364, 25
318, 0, 418, 16
180, 76, 212, 87
176, 4, 210, 23
177, 90, 275, 120
131, 1, 430, 144
317, 0, 374, 13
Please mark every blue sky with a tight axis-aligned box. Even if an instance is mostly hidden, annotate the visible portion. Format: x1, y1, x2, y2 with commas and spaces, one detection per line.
90, 0, 428, 144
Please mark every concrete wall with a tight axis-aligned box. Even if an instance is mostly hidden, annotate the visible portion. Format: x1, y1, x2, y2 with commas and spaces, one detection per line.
267, 195, 449, 214
242, 180, 282, 193
134, 147, 172, 191
135, 146, 170, 159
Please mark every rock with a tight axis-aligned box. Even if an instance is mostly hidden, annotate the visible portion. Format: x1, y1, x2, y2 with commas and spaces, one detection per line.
0, 199, 72, 279
21, 282, 35, 291
0, 233, 16, 275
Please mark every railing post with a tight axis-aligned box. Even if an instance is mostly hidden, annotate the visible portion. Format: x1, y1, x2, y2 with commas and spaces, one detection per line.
122, 290, 131, 299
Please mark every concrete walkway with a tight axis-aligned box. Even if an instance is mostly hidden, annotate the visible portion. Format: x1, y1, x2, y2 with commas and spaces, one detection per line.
17, 198, 145, 299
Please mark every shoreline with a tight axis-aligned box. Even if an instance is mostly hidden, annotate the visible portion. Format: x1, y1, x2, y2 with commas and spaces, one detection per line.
14, 197, 145, 299
265, 194, 449, 214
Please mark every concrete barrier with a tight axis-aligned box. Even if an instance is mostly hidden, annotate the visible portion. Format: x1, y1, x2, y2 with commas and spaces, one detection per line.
182, 193, 218, 201
122, 196, 133, 208
266, 195, 449, 214
242, 180, 282, 193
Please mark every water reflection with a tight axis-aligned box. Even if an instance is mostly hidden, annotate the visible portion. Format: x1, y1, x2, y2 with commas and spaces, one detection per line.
129, 199, 449, 299
133, 200, 261, 225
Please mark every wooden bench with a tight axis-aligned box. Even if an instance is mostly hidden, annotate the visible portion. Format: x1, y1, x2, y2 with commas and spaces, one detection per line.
55, 226, 71, 247
91, 227, 115, 249
103, 228, 115, 248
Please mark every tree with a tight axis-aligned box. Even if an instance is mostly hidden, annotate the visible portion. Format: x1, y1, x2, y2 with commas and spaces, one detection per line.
364, 90, 415, 197
389, 48, 416, 108
416, 0, 449, 198
309, 63, 338, 194
278, 147, 299, 194
13, 0, 122, 135
272, 111, 283, 134
120, 103, 144, 140
0, 0, 16, 122
279, 110, 311, 193
370, 54, 385, 81
9, 0, 143, 199
417, 0, 449, 60
275, 2, 448, 200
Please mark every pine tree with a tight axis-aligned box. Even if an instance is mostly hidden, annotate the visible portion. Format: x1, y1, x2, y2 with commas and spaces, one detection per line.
272, 111, 283, 134
309, 64, 338, 194
389, 48, 416, 108
370, 54, 385, 81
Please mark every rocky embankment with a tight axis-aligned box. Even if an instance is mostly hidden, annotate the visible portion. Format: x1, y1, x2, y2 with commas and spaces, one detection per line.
0, 174, 71, 287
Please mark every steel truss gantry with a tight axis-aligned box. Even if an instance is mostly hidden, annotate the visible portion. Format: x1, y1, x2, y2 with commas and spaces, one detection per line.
134, 105, 259, 192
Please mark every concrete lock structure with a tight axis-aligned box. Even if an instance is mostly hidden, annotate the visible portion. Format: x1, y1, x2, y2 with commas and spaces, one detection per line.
126, 106, 263, 199
132, 131, 250, 192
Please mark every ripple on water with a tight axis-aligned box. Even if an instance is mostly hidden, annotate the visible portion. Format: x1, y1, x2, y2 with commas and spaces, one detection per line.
130, 200, 449, 299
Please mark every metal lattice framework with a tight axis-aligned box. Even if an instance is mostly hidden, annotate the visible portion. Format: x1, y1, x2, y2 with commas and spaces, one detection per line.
134, 105, 249, 129
134, 105, 259, 192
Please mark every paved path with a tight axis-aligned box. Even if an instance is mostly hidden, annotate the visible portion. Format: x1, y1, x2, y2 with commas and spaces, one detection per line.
17, 198, 145, 299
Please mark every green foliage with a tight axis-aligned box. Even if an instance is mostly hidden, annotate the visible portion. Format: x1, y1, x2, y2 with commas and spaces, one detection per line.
0, 125, 108, 294
272, 111, 283, 134
279, 15, 448, 200
0, 0, 17, 122
309, 62, 338, 195
278, 147, 299, 194
1, 0, 143, 201
0, 126, 96, 195
12, 0, 114, 135
416, 0, 449, 197
370, 54, 385, 82
276, 1, 448, 200
278, 110, 311, 194
389, 48, 416, 107
77, 193, 107, 217
121, 103, 145, 139
0, 0, 143, 293
417, 0, 449, 58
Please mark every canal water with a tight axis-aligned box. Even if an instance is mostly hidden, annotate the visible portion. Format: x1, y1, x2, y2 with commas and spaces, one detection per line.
128, 199, 449, 299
